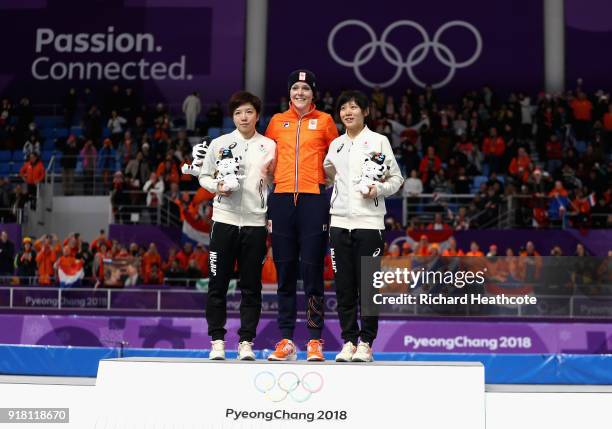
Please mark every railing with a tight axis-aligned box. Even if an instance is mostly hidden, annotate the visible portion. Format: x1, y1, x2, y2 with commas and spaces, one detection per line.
2, 286, 612, 318
402, 194, 611, 230
111, 191, 183, 226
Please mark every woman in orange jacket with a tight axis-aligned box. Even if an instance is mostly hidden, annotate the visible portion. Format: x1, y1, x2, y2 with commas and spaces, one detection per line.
265, 69, 339, 361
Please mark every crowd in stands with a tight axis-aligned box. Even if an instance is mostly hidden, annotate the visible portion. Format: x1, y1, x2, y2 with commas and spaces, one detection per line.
0, 228, 610, 291
0, 82, 610, 229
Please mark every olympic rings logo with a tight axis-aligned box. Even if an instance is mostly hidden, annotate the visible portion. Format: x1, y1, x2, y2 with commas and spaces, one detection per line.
327, 19, 482, 89
254, 371, 324, 403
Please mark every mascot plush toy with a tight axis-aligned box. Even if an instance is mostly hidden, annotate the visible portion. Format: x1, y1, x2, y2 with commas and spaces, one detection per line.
181, 136, 211, 176
214, 148, 245, 192
354, 152, 389, 195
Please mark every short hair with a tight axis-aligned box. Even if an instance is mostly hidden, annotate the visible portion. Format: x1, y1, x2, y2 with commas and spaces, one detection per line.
335, 90, 370, 118
228, 91, 262, 116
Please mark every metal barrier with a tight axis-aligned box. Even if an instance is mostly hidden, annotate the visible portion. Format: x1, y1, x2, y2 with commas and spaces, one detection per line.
1, 285, 612, 318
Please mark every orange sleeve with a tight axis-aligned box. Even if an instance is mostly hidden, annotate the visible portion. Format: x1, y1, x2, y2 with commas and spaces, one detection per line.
265, 114, 280, 142
34, 163, 45, 183
156, 163, 164, 176
324, 115, 339, 148
19, 163, 28, 177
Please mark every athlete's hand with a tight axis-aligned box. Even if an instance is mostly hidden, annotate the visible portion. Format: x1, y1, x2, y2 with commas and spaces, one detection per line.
217, 181, 232, 197
363, 184, 378, 199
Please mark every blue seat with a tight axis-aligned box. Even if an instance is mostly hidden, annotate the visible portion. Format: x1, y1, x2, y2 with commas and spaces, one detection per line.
208, 127, 221, 138
43, 140, 55, 151
40, 129, 55, 139
473, 175, 488, 190
70, 126, 83, 137
10, 162, 21, 174
0, 150, 11, 161
35, 116, 62, 129
221, 128, 233, 135
11, 151, 23, 161
222, 117, 234, 128
41, 150, 54, 163
55, 128, 69, 138
0, 163, 10, 176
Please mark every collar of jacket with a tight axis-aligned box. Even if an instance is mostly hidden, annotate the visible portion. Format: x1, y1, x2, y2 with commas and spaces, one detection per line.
230, 128, 260, 142
288, 102, 317, 119
343, 125, 370, 142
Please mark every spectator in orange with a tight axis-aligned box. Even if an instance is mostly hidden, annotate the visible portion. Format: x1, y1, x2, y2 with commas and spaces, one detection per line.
442, 237, 464, 256
176, 242, 193, 270
156, 154, 180, 186
482, 127, 505, 172
63, 233, 81, 256
91, 229, 112, 254
92, 242, 111, 286
426, 213, 451, 230
388, 243, 401, 257
518, 241, 542, 281
603, 103, 612, 132
35, 235, 57, 285
508, 147, 532, 182
401, 241, 412, 255
142, 243, 162, 281
190, 243, 209, 277
414, 235, 430, 256
144, 263, 164, 285
19, 153, 45, 210
570, 92, 593, 141
418, 146, 442, 185
548, 180, 568, 198
465, 241, 484, 256
163, 247, 178, 272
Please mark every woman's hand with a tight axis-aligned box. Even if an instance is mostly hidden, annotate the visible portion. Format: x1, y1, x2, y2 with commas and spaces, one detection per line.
363, 184, 378, 199
217, 182, 232, 197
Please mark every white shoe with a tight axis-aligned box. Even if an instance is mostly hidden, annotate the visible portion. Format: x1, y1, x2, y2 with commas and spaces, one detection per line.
351, 341, 373, 362
209, 340, 226, 360
335, 341, 357, 362
238, 341, 256, 361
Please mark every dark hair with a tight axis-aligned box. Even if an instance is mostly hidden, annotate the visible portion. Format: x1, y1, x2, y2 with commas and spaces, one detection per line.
335, 90, 370, 119
228, 91, 262, 116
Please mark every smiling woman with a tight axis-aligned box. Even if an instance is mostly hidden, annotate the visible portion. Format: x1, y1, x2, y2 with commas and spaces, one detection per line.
264, 69, 339, 362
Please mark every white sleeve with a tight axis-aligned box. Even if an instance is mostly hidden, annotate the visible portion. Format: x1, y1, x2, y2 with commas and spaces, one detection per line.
198, 141, 219, 193
375, 136, 404, 198
323, 145, 336, 186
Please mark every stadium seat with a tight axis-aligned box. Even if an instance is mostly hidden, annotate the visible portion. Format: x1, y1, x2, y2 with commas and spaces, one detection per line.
222, 117, 234, 129
43, 140, 55, 151
0, 163, 10, 176
41, 150, 54, 163
35, 116, 62, 129
221, 128, 233, 135
0, 150, 11, 162
70, 126, 83, 137
208, 127, 221, 138
473, 175, 488, 190
11, 151, 23, 161
55, 128, 69, 138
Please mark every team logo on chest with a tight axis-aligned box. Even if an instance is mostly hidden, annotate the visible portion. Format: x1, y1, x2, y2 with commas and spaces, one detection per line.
308, 119, 318, 130
282, 122, 290, 128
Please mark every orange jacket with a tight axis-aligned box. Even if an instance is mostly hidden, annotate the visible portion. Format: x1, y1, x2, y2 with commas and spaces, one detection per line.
570, 99, 593, 121
261, 255, 277, 283
36, 246, 57, 285
442, 249, 465, 257
482, 136, 506, 157
190, 249, 209, 277
265, 104, 338, 194
19, 160, 45, 184
142, 251, 162, 279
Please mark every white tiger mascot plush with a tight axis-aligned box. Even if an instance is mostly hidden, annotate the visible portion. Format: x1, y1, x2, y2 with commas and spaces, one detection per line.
181, 136, 211, 176
354, 152, 390, 195
214, 148, 245, 192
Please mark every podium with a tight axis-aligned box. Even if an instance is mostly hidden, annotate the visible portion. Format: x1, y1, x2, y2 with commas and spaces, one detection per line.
93, 357, 485, 428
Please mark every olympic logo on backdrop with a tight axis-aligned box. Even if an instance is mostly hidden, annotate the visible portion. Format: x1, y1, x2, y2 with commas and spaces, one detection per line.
327, 19, 482, 89
254, 371, 324, 403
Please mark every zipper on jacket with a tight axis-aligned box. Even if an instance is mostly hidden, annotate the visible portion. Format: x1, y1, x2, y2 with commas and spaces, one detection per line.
294, 118, 302, 204
330, 182, 338, 209
259, 179, 264, 208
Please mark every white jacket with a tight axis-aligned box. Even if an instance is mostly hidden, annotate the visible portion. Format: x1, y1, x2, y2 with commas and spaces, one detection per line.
324, 126, 404, 230
199, 130, 275, 227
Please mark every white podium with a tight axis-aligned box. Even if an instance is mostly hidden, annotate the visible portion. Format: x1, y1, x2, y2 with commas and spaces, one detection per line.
93, 357, 485, 428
